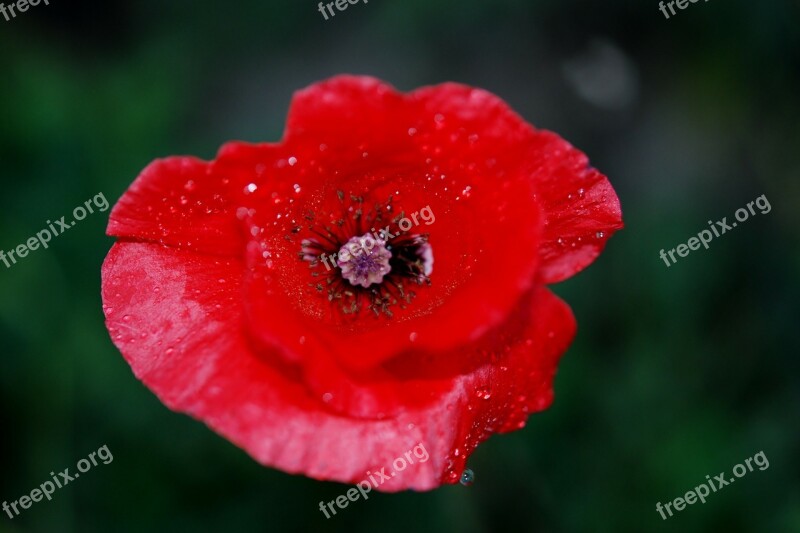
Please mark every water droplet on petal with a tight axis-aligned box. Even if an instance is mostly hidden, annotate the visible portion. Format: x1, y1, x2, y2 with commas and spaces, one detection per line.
460, 469, 475, 486
476, 388, 492, 400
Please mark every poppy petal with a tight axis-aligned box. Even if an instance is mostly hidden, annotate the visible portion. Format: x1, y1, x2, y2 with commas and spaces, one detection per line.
107, 157, 245, 257
103, 241, 573, 490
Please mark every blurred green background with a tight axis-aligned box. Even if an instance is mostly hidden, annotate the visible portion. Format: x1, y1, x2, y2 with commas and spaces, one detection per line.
1, 0, 798, 531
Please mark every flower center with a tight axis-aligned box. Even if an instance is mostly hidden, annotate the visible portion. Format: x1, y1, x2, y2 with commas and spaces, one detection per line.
299, 192, 435, 318
337, 233, 392, 288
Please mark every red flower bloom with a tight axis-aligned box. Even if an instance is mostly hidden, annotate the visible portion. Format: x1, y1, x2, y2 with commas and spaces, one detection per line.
102, 76, 622, 491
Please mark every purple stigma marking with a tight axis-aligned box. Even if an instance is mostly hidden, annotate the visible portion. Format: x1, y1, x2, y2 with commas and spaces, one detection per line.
337, 233, 392, 288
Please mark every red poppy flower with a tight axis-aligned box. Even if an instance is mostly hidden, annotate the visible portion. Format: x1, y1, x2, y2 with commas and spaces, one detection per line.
102, 75, 622, 491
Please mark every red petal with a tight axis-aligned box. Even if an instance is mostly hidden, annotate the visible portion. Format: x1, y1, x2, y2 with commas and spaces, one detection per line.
218, 77, 552, 371
526, 131, 623, 283
102, 241, 574, 490
107, 157, 245, 257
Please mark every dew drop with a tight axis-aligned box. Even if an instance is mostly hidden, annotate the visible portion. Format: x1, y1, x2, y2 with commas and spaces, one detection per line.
596, 231, 605, 239
288, 156, 298, 166
244, 183, 257, 194
184, 180, 196, 192
409, 332, 419, 342
476, 388, 492, 400
460, 469, 475, 486
577, 188, 585, 199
